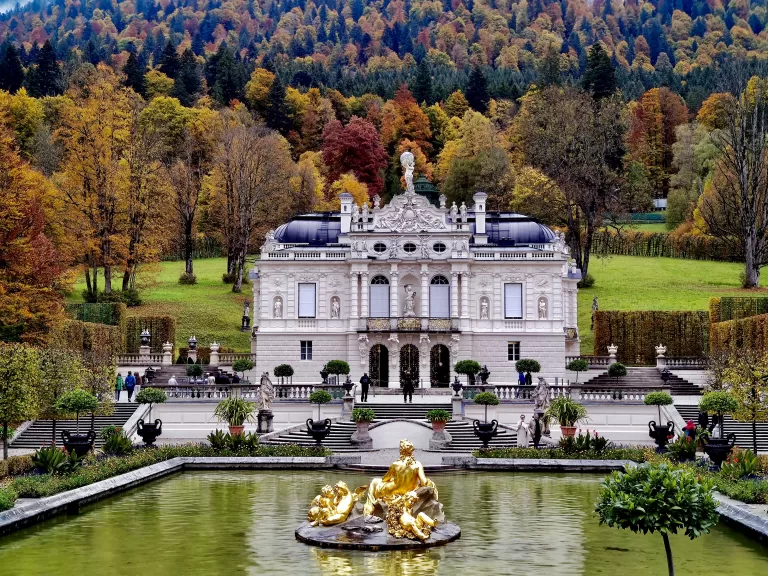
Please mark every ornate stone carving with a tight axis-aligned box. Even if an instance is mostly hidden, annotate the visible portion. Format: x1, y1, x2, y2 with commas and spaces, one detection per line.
375, 195, 447, 233
358, 335, 369, 365
480, 297, 490, 319
535, 276, 551, 290
401, 150, 416, 194
331, 297, 341, 319
373, 194, 381, 209
449, 334, 460, 358
403, 284, 417, 317
273, 297, 283, 318
538, 297, 548, 320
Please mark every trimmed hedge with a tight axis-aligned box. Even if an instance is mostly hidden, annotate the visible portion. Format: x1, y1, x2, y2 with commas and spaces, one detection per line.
710, 297, 768, 323
594, 310, 710, 364
710, 313, 768, 353
125, 316, 176, 353
65, 302, 127, 326
53, 319, 123, 357
592, 230, 739, 262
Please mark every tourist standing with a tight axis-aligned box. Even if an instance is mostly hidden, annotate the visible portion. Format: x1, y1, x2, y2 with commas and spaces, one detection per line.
134, 371, 142, 397
516, 370, 525, 398
684, 420, 696, 437
124, 372, 136, 402
115, 373, 123, 402
360, 373, 371, 402
403, 378, 414, 404
525, 370, 533, 386
529, 412, 544, 448
168, 374, 177, 386
513, 415, 529, 447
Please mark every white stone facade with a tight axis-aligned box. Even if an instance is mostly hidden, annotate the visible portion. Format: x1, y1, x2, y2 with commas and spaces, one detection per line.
250, 163, 580, 387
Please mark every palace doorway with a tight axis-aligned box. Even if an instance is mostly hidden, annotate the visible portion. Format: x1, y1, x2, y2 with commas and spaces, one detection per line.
369, 344, 389, 387
430, 344, 450, 387
399, 344, 419, 388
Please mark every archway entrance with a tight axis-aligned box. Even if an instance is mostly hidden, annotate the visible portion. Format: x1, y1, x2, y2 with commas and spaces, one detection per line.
369, 344, 389, 387
430, 344, 450, 387
399, 344, 419, 388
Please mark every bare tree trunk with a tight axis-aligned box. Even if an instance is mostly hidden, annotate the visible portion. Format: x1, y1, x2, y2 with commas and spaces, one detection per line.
662, 533, 675, 576
184, 217, 195, 275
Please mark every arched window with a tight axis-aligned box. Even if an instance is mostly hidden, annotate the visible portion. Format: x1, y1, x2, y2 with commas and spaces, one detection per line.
429, 275, 450, 318
369, 275, 390, 317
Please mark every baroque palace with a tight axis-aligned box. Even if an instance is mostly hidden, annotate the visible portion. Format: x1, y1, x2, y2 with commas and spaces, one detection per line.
249, 151, 580, 387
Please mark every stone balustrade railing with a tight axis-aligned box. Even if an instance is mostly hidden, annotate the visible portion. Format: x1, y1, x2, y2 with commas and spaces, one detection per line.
564, 355, 612, 368
118, 353, 165, 365
217, 353, 257, 365
664, 357, 708, 369
462, 383, 666, 403
147, 383, 346, 402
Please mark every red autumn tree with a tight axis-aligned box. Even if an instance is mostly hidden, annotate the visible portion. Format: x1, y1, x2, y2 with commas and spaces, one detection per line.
380, 84, 433, 156
322, 116, 388, 198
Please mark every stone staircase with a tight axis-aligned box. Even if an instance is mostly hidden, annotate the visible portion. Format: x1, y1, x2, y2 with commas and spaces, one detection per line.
676, 405, 768, 453
585, 366, 701, 396
10, 403, 140, 450
265, 420, 360, 452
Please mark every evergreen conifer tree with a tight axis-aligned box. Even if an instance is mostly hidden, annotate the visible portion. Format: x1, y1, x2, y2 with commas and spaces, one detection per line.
26, 40, 61, 97
581, 43, 617, 99
264, 74, 292, 134
411, 58, 432, 104
158, 41, 180, 79
172, 48, 202, 107
123, 50, 147, 97
465, 65, 489, 113
0, 42, 25, 94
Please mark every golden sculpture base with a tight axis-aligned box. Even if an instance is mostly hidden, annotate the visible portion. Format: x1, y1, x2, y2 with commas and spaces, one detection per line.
295, 518, 461, 551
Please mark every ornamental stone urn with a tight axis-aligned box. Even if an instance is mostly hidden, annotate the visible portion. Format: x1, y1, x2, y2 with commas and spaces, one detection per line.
703, 433, 737, 470
306, 418, 332, 446
137, 418, 163, 446
61, 430, 96, 457
473, 420, 499, 449
648, 420, 675, 453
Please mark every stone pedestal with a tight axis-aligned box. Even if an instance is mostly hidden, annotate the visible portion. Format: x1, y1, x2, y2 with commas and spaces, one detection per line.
429, 423, 452, 450
161, 342, 173, 366
341, 395, 355, 422
452, 396, 463, 421
188, 349, 197, 364
350, 421, 373, 449
139, 345, 150, 362
209, 342, 220, 367
257, 410, 274, 434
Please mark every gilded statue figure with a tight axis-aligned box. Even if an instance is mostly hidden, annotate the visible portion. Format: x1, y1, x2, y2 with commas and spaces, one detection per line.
307, 482, 365, 526
386, 491, 437, 541
363, 439, 437, 515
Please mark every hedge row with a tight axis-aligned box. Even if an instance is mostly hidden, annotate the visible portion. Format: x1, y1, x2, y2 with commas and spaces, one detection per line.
52, 319, 124, 357
709, 297, 768, 324
594, 310, 710, 364
592, 230, 739, 262
710, 313, 768, 353
125, 316, 176, 353
65, 302, 127, 326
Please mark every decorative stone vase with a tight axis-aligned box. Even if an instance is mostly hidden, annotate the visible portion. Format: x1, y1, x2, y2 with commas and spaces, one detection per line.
473, 420, 499, 449
137, 418, 163, 446
648, 421, 674, 453
342, 378, 354, 396
229, 425, 245, 436
351, 420, 372, 449
432, 421, 446, 434
560, 425, 577, 438
429, 420, 452, 450
703, 434, 737, 470
306, 418, 332, 446
61, 430, 96, 457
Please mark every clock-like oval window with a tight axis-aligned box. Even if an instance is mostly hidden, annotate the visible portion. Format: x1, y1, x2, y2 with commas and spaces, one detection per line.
403, 242, 417, 253
373, 242, 387, 253
433, 242, 447, 253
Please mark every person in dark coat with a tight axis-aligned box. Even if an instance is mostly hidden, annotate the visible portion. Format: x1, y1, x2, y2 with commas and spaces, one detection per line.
124, 372, 136, 402
530, 412, 544, 448
402, 378, 414, 403
360, 373, 371, 402
525, 371, 533, 386
698, 410, 709, 431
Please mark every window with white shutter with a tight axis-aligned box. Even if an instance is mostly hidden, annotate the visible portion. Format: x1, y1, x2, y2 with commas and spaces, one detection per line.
429, 275, 450, 318
504, 283, 523, 319
369, 275, 390, 317
298, 283, 316, 318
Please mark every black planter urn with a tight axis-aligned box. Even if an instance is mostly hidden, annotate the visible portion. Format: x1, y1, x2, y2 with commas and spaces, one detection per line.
703, 433, 737, 470
342, 376, 354, 396
648, 420, 675, 453
137, 418, 163, 446
306, 418, 332, 445
61, 430, 96, 457
473, 420, 499, 449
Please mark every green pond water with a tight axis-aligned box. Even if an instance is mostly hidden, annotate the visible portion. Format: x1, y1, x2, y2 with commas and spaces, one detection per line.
1, 471, 767, 575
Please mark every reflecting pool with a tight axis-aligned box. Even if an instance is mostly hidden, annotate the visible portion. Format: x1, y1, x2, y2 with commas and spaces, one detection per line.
1, 471, 766, 575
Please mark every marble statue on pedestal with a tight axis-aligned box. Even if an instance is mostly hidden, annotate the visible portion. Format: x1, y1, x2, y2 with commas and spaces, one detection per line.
403, 285, 417, 317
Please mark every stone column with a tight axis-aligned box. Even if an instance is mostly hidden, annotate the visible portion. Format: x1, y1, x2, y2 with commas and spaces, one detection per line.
349, 272, 359, 323
390, 266, 399, 320
655, 344, 667, 369
460, 272, 469, 318
607, 344, 618, 363
450, 271, 459, 318
360, 271, 369, 319
162, 342, 173, 366
209, 342, 220, 367
420, 266, 429, 319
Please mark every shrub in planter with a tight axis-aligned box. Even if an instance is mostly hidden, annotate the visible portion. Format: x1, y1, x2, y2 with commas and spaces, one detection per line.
567, 359, 589, 382
309, 390, 333, 420
324, 360, 351, 375
473, 391, 499, 423
644, 391, 674, 422
135, 387, 168, 446
274, 364, 294, 383
186, 363, 204, 378
596, 464, 719, 576
545, 397, 588, 437
351, 408, 376, 422
136, 388, 167, 420
455, 360, 482, 385
307, 390, 333, 444
56, 389, 98, 435
425, 409, 451, 422
232, 359, 254, 378
515, 359, 541, 375
214, 397, 256, 435
608, 362, 627, 384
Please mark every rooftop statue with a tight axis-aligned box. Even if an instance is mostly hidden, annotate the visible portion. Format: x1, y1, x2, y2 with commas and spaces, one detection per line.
400, 150, 415, 194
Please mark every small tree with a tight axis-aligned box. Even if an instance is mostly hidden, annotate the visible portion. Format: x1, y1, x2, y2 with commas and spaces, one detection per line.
136, 387, 168, 420
644, 391, 674, 423
567, 359, 589, 382
720, 350, 768, 454
274, 364, 294, 384
0, 343, 41, 460
473, 391, 499, 423
187, 363, 204, 377
309, 390, 333, 420
515, 359, 541, 383
596, 464, 719, 576
455, 360, 481, 385
608, 362, 627, 385
324, 360, 350, 376
56, 389, 99, 434
37, 349, 86, 445
232, 358, 254, 379
699, 391, 739, 439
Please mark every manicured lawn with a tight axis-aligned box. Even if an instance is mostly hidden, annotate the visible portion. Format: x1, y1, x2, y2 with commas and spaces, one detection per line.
67, 255, 764, 354
67, 258, 255, 352
578, 256, 767, 354
627, 222, 669, 233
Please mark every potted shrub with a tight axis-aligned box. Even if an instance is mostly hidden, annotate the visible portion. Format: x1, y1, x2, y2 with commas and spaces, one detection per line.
323, 360, 350, 386
644, 391, 675, 452
608, 362, 627, 385
567, 359, 589, 383
135, 387, 167, 446
56, 389, 98, 456
186, 363, 204, 380
232, 358, 254, 380
472, 391, 499, 448
426, 409, 451, 434
307, 390, 333, 445
596, 464, 719, 576
455, 359, 482, 386
214, 397, 256, 436
545, 396, 588, 438
350, 407, 375, 448
699, 391, 739, 469
274, 364, 294, 385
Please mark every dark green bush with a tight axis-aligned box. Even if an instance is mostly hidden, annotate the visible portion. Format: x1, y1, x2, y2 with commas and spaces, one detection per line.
178, 272, 197, 285
515, 359, 541, 374
102, 429, 134, 456
324, 360, 350, 375
0, 487, 17, 512
186, 364, 204, 377
475, 446, 649, 462
351, 408, 376, 422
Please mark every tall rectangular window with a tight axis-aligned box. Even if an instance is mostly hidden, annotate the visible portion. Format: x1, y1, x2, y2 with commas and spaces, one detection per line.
507, 341, 520, 361
298, 283, 316, 318
300, 340, 313, 360
504, 283, 523, 319
369, 285, 390, 317
429, 285, 450, 318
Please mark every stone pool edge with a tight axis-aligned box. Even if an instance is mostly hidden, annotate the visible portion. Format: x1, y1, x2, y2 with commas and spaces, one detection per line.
0, 455, 360, 537
713, 493, 768, 543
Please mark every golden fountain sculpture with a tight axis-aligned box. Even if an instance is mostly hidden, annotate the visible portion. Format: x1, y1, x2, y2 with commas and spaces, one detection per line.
305, 439, 444, 541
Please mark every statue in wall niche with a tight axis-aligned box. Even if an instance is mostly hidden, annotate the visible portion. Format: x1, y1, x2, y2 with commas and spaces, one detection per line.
538, 298, 547, 320
331, 297, 341, 319
403, 284, 417, 317
480, 299, 490, 319
274, 299, 283, 318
